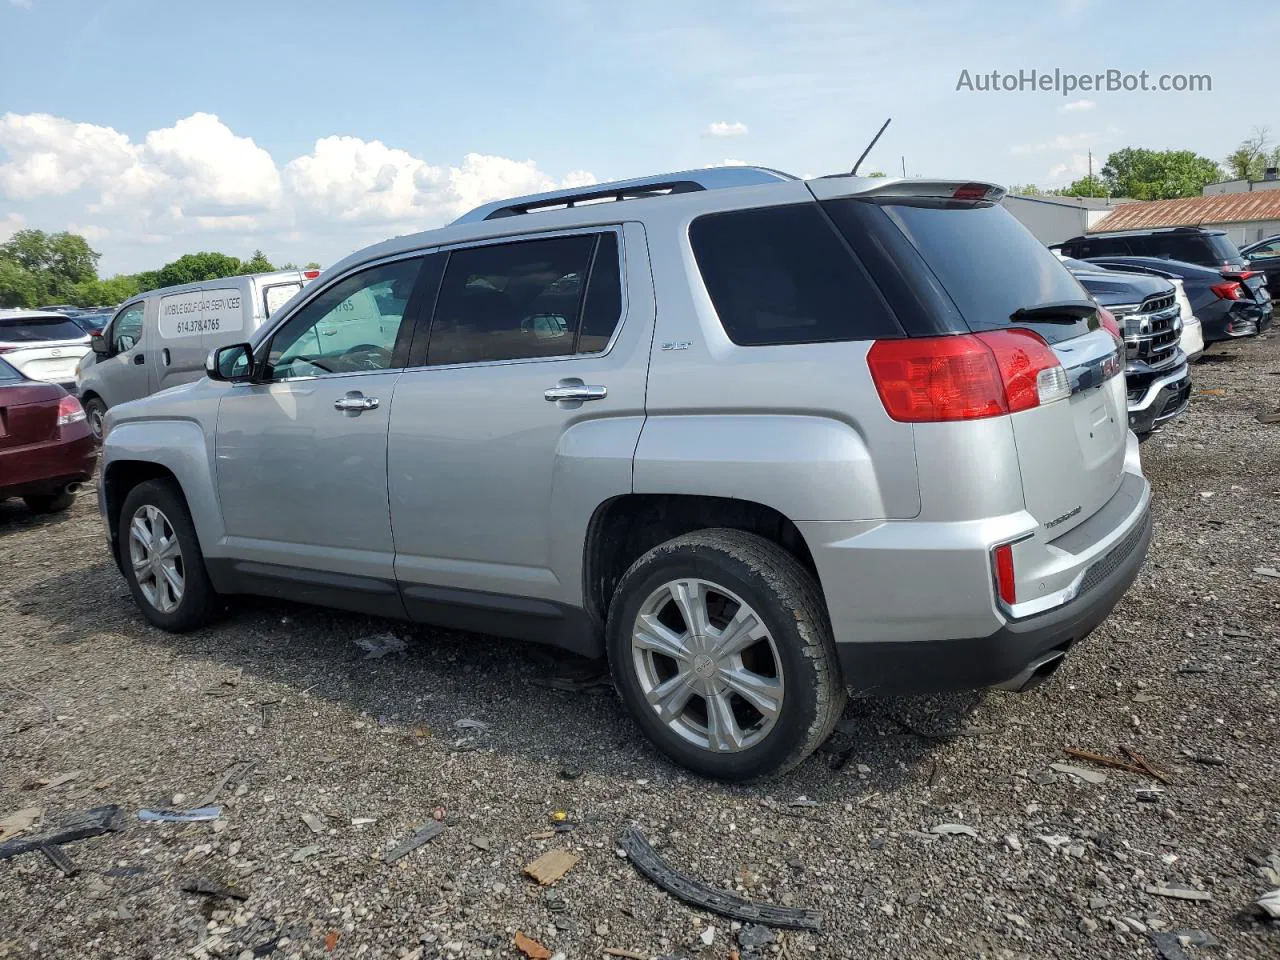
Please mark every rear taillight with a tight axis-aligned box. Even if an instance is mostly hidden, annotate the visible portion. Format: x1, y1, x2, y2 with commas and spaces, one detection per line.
0, 345, 17, 354
56, 395, 86, 428
1212, 281, 1243, 301
1096, 306, 1128, 356
866, 329, 1069, 423
303, 269, 320, 279
992, 543, 1016, 606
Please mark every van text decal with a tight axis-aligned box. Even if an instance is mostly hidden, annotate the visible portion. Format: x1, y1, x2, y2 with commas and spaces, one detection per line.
158, 290, 245, 340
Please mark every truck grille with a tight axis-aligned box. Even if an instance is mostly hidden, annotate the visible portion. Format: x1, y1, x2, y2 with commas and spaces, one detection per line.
1119, 293, 1181, 370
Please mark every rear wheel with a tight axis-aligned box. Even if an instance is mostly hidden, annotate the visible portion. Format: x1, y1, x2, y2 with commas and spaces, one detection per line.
84, 396, 108, 441
119, 479, 220, 632
23, 491, 75, 514
606, 529, 845, 781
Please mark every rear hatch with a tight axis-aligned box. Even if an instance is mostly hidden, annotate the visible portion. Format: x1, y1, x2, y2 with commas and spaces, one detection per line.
815, 181, 1127, 538
0, 315, 91, 384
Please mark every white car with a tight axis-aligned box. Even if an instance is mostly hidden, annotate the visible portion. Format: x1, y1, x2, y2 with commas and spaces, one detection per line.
1169, 278, 1205, 361
0, 310, 93, 393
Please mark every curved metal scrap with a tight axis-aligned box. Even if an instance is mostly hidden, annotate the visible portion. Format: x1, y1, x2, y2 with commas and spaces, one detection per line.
618, 826, 823, 932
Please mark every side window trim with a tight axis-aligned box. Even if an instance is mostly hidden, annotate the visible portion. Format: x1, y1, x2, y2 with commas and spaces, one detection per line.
409, 225, 628, 372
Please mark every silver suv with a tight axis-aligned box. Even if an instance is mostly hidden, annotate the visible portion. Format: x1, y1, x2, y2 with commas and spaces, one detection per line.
98, 167, 1152, 780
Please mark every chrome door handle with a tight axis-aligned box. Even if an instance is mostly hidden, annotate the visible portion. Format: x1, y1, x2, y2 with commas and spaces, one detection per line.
334, 393, 379, 412
544, 383, 607, 402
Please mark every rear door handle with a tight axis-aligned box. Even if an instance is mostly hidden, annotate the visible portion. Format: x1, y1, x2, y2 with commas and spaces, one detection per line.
544, 382, 607, 402
334, 392, 379, 412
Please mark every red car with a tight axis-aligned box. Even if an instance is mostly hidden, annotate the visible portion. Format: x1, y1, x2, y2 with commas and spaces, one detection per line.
0, 356, 97, 514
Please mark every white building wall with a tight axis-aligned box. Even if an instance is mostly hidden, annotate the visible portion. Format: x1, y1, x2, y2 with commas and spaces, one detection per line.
1001, 196, 1090, 245
1203, 219, 1280, 247
1203, 178, 1280, 196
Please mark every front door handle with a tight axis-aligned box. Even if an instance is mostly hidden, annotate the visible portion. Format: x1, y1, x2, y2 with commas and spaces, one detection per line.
544, 381, 607, 402
334, 392, 380, 413
162, 348, 171, 366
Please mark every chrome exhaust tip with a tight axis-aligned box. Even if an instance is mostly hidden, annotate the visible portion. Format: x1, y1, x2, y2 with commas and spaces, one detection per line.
995, 649, 1067, 693
64, 482, 83, 495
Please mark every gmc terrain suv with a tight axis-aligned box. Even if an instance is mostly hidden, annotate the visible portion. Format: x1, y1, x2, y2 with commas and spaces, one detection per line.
98, 167, 1152, 780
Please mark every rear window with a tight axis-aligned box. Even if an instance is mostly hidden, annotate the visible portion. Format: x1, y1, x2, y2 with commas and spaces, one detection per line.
263, 282, 303, 317
850, 199, 1095, 344
689, 203, 901, 345
0, 317, 87, 343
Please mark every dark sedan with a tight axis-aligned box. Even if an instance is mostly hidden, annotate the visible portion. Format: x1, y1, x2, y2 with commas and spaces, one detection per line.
0, 356, 97, 514
1083, 255, 1273, 343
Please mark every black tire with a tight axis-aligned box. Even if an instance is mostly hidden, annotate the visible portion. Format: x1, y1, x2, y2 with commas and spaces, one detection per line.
84, 396, 108, 441
118, 479, 221, 632
606, 528, 846, 781
23, 491, 75, 514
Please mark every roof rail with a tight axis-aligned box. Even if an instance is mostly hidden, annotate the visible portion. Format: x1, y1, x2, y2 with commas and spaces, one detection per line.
451, 165, 798, 224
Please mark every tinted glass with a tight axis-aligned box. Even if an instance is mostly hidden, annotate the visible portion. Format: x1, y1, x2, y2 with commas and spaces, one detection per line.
578, 233, 623, 353
1249, 239, 1280, 259
267, 258, 422, 380
0, 357, 21, 380
427, 235, 597, 365
72, 312, 111, 333
690, 204, 900, 345
1205, 233, 1244, 264
0, 317, 87, 343
870, 199, 1095, 344
111, 305, 144, 353
263, 282, 302, 316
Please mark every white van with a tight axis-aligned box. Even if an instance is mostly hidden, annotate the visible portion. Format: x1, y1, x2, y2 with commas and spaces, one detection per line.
76, 269, 317, 437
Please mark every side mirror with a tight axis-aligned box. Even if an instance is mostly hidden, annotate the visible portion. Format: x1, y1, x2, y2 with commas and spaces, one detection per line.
91, 334, 108, 355
206, 343, 255, 382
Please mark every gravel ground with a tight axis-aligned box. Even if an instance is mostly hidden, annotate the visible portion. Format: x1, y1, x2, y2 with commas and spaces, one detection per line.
2, 337, 1278, 960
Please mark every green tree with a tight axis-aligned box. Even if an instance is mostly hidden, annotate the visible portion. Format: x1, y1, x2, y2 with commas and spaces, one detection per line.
155, 252, 243, 288
304, 261, 321, 271
70, 274, 142, 307
1100, 148, 1223, 200
1007, 183, 1045, 196
1058, 175, 1109, 197
1225, 127, 1270, 181
865, 170, 888, 178
0, 229, 101, 302
0, 260, 41, 308
240, 249, 275, 274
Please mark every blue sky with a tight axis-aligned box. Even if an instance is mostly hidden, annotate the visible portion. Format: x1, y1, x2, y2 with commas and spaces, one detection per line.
2, 0, 1275, 274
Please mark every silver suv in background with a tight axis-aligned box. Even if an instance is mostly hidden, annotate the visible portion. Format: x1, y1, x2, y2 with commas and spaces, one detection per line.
76, 269, 317, 438
98, 167, 1151, 780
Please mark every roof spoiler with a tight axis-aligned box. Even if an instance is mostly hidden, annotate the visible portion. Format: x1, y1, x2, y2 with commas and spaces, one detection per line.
807, 176, 1007, 203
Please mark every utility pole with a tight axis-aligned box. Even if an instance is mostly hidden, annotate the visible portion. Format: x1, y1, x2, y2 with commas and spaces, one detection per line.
1088, 149, 1093, 182
901, 155, 907, 177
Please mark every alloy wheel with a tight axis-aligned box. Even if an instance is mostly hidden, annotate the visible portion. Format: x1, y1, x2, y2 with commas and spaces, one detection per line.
128, 504, 185, 613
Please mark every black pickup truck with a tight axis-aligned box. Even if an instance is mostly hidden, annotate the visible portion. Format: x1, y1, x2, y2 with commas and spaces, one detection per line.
1061, 258, 1191, 438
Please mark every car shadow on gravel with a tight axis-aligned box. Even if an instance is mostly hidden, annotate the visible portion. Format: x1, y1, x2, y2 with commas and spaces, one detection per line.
16, 560, 988, 803
0, 498, 83, 533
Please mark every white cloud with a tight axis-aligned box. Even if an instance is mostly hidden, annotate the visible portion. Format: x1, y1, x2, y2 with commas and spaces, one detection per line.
706, 121, 749, 138
1047, 153, 1093, 181
1059, 99, 1096, 113
8, 0, 32, 8
0, 211, 24, 243
0, 111, 596, 271
1010, 132, 1098, 155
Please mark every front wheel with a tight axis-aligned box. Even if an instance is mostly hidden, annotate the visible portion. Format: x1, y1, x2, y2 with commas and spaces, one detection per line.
119, 479, 221, 632
606, 529, 846, 781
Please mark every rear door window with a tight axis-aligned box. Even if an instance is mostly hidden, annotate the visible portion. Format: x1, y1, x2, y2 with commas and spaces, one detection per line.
0, 317, 87, 343
689, 203, 901, 345
836, 199, 1096, 344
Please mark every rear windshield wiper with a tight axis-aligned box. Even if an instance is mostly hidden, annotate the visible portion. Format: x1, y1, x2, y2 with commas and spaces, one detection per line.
1009, 302, 1096, 323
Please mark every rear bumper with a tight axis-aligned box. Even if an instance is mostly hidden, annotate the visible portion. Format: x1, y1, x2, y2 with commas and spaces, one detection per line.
0, 432, 97, 497
833, 505, 1152, 695
1127, 363, 1191, 435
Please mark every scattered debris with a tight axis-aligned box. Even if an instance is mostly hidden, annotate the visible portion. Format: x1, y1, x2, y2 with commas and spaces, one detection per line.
1062, 747, 1151, 779
0, 807, 41, 843
1186, 753, 1226, 766
433, 807, 446, 822
383, 821, 444, 863
290, 844, 322, 863
39, 842, 77, 875
558, 764, 581, 781
618, 826, 822, 932
1119, 745, 1171, 783
1136, 787, 1165, 803
353, 632, 407, 659
551, 810, 569, 823
524, 849, 580, 885
1256, 888, 1280, 919
929, 823, 978, 837
601, 950, 648, 960
181, 876, 248, 901
1258, 410, 1280, 425
193, 762, 253, 809
527, 830, 556, 841
324, 930, 339, 951
1144, 884, 1212, 902
301, 813, 325, 834
699, 925, 716, 946
1175, 931, 1221, 949
0, 805, 122, 863
737, 924, 775, 951
514, 931, 552, 960
1004, 834, 1023, 852
788, 796, 819, 808
453, 718, 489, 733
138, 805, 223, 823
1148, 932, 1192, 960
351, 817, 377, 827
1176, 664, 1211, 675
40, 771, 82, 790
1038, 835, 1072, 849
1253, 567, 1280, 579
1050, 763, 1108, 785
